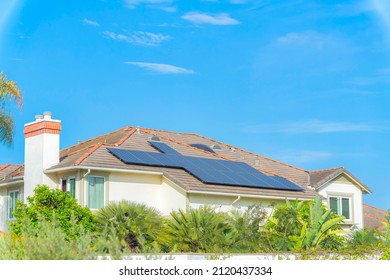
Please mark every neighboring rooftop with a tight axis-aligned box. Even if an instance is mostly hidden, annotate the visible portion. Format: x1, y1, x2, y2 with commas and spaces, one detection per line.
363, 204, 388, 231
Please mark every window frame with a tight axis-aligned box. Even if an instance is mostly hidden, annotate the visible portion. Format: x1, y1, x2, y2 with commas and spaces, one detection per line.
328, 195, 353, 223
87, 175, 106, 210
8, 190, 20, 221
60, 176, 77, 199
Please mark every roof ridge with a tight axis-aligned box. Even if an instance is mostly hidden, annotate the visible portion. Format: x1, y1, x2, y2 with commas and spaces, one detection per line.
116, 127, 137, 146
140, 127, 196, 136
61, 126, 128, 153
0, 164, 11, 171
141, 128, 233, 161
61, 144, 99, 160
190, 132, 308, 173
75, 142, 104, 165
310, 166, 344, 174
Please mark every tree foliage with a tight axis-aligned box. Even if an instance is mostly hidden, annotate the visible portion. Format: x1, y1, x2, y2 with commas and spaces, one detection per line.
9, 185, 95, 239
0, 72, 22, 146
94, 200, 166, 252
166, 206, 234, 253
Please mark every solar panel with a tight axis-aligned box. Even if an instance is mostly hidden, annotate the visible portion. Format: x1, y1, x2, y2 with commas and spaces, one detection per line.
149, 141, 181, 155
190, 143, 216, 153
107, 147, 303, 191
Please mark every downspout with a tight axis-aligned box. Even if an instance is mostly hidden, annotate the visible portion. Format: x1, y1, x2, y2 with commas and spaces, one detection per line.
232, 195, 241, 205
82, 169, 91, 207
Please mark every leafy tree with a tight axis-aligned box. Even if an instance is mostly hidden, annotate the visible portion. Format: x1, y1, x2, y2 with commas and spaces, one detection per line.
166, 206, 234, 253
300, 196, 345, 250
227, 204, 267, 253
259, 197, 345, 251
9, 185, 95, 239
94, 200, 166, 253
0, 72, 22, 145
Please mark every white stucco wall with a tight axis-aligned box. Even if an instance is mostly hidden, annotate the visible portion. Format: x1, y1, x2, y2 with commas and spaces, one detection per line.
24, 133, 59, 199
105, 172, 187, 216
317, 174, 364, 229
188, 193, 282, 216
0, 184, 23, 232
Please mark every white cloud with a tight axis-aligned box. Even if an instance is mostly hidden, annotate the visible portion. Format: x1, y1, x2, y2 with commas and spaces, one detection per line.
276, 30, 342, 49
348, 68, 390, 86
124, 0, 173, 9
103, 31, 171, 46
182, 12, 239, 26
82, 19, 100, 27
243, 120, 384, 134
125, 62, 196, 74
371, 0, 390, 42
276, 150, 334, 164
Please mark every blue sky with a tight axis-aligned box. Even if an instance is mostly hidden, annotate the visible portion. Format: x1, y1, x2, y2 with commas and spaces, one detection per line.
0, 0, 389, 210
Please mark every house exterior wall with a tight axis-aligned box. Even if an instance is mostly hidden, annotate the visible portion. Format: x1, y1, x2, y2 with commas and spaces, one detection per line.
0, 184, 23, 232
318, 175, 364, 229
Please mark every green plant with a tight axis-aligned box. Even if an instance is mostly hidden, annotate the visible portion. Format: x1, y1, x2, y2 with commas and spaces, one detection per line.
9, 185, 95, 239
0, 72, 22, 146
300, 196, 345, 250
346, 228, 383, 250
166, 206, 234, 253
227, 204, 267, 253
94, 200, 166, 253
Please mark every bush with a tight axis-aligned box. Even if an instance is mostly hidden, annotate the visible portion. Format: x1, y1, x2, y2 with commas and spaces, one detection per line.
9, 185, 95, 239
166, 206, 234, 253
94, 200, 166, 253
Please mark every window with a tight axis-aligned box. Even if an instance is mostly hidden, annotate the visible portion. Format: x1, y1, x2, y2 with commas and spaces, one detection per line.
329, 196, 351, 220
8, 191, 20, 220
88, 176, 104, 209
60, 178, 76, 199
68, 178, 76, 198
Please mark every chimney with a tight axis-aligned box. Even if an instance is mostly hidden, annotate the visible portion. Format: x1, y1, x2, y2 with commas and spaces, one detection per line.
23, 112, 62, 199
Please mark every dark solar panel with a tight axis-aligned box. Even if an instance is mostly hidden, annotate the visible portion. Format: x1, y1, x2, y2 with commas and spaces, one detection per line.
107, 147, 303, 191
148, 141, 182, 155
190, 143, 216, 153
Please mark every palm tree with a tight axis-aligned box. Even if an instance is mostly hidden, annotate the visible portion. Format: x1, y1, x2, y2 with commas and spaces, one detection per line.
94, 200, 166, 253
0, 72, 23, 145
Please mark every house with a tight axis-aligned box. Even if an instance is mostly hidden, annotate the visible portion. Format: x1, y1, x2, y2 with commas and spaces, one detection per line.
0, 112, 372, 232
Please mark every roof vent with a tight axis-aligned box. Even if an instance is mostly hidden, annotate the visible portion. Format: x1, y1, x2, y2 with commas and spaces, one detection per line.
190, 143, 216, 153
229, 147, 236, 153
149, 136, 160, 141
212, 144, 222, 150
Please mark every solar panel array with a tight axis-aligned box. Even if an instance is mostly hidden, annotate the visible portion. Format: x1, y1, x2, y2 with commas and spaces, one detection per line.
107, 147, 303, 191
149, 141, 181, 155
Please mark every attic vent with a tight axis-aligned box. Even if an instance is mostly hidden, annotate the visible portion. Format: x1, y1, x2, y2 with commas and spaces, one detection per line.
212, 144, 222, 150
229, 147, 236, 153
149, 136, 160, 141
190, 143, 216, 153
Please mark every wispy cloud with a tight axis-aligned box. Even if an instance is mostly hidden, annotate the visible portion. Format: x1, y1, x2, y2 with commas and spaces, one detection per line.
82, 19, 100, 27
276, 149, 334, 164
370, 0, 390, 43
243, 120, 385, 134
125, 62, 196, 74
276, 30, 344, 49
124, 0, 174, 10
182, 12, 239, 26
103, 31, 171, 46
348, 68, 390, 86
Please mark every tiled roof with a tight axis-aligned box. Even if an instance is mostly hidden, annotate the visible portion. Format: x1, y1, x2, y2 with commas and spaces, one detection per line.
3, 125, 369, 200
0, 164, 24, 184
363, 204, 388, 231
308, 167, 371, 193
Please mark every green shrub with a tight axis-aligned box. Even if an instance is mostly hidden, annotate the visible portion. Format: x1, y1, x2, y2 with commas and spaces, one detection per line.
166, 206, 234, 253
94, 200, 166, 253
9, 185, 95, 239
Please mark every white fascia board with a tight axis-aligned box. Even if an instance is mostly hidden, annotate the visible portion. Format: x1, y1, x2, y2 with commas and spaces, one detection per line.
0, 180, 24, 187
187, 190, 314, 201
44, 166, 163, 176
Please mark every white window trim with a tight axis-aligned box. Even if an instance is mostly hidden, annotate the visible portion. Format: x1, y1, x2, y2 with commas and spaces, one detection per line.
67, 177, 76, 198
328, 195, 353, 223
86, 175, 106, 210
8, 190, 20, 221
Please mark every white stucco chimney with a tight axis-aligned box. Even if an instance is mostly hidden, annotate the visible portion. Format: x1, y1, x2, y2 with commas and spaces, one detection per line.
23, 112, 62, 200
